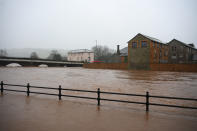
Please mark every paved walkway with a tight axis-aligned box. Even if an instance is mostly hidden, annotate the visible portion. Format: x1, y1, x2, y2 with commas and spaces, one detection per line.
0, 94, 197, 131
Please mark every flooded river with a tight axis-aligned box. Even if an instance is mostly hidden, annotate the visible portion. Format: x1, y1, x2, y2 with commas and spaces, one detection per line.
0, 67, 197, 117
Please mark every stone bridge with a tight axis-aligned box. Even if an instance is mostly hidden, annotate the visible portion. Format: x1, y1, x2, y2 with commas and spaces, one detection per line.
0, 57, 83, 67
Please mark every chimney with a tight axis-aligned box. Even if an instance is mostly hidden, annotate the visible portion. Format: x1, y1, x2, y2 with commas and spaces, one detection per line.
188, 43, 195, 48
117, 45, 120, 55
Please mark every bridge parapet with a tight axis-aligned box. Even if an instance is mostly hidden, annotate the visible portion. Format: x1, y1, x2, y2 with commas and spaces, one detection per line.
0, 57, 83, 67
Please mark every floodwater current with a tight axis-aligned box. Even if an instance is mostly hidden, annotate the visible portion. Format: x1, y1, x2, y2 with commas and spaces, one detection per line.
0, 67, 197, 117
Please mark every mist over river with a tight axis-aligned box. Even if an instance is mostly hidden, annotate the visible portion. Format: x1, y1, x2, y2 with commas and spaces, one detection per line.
0, 67, 197, 117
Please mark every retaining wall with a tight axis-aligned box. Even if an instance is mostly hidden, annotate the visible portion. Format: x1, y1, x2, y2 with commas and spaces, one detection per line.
83, 63, 128, 70
84, 63, 197, 72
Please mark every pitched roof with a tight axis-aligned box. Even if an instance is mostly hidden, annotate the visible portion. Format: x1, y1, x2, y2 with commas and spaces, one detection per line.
168, 39, 197, 50
140, 33, 164, 44
68, 49, 93, 53
120, 47, 128, 56
128, 33, 165, 44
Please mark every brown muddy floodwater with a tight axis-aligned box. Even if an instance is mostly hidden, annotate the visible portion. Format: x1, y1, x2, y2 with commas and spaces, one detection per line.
0, 67, 197, 117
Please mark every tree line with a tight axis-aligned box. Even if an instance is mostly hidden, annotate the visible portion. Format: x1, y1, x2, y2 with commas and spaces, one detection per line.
30, 50, 67, 61
1, 45, 121, 62
0, 49, 67, 61
91, 45, 121, 63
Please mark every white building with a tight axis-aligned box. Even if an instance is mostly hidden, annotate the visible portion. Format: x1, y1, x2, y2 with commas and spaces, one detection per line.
68, 49, 94, 62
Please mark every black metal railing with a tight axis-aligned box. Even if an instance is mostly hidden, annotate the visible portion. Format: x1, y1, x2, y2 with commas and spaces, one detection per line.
1, 81, 197, 111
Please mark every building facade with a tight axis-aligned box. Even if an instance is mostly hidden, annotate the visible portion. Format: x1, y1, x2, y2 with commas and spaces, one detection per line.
68, 49, 94, 62
128, 33, 168, 70
168, 39, 197, 63
127, 33, 197, 70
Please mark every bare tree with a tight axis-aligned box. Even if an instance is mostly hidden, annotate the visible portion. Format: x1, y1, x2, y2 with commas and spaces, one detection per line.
30, 52, 39, 59
61, 55, 68, 61
92, 45, 120, 63
47, 50, 62, 61
0, 49, 8, 57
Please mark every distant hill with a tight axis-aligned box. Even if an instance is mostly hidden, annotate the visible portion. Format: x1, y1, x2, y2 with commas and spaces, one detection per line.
5, 48, 68, 59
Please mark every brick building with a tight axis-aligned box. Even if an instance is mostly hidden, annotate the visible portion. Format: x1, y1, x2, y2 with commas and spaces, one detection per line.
127, 33, 197, 70
128, 33, 168, 70
168, 39, 197, 63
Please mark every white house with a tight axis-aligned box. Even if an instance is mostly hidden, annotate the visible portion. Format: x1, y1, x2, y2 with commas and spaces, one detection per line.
68, 49, 94, 62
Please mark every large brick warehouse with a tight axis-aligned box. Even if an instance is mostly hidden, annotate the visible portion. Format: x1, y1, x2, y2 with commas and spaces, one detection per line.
127, 33, 197, 70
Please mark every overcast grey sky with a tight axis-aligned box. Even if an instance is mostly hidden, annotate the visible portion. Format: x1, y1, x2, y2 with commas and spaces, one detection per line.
0, 0, 197, 50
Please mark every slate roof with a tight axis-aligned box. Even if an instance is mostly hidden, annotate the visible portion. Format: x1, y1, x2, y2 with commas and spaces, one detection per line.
140, 33, 165, 44
128, 33, 166, 44
120, 47, 128, 56
68, 49, 93, 53
168, 39, 197, 50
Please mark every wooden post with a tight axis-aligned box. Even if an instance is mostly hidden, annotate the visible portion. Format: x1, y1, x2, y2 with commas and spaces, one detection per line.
59, 85, 62, 100
97, 88, 100, 106
1, 81, 3, 94
27, 83, 30, 96
146, 92, 149, 112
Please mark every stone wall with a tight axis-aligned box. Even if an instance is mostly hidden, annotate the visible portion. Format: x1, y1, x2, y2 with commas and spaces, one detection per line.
84, 63, 197, 72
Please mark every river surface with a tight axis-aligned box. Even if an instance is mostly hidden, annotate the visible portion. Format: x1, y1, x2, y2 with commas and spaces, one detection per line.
0, 67, 197, 117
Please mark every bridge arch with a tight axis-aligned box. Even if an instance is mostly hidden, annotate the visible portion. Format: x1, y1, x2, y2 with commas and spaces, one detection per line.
38, 64, 48, 67
6, 63, 22, 67
0, 58, 83, 67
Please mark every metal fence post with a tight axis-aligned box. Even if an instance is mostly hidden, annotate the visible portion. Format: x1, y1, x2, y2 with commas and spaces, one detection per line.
146, 91, 149, 112
97, 88, 100, 106
27, 83, 30, 96
59, 85, 62, 100
1, 81, 3, 94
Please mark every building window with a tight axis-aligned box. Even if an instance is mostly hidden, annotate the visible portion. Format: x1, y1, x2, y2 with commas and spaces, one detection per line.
189, 48, 191, 53
180, 46, 183, 52
163, 45, 165, 49
154, 49, 157, 58
153, 42, 155, 48
132, 42, 137, 48
172, 53, 176, 59
164, 50, 168, 56
157, 43, 159, 48
141, 41, 147, 48
159, 49, 162, 60
172, 46, 176, 51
